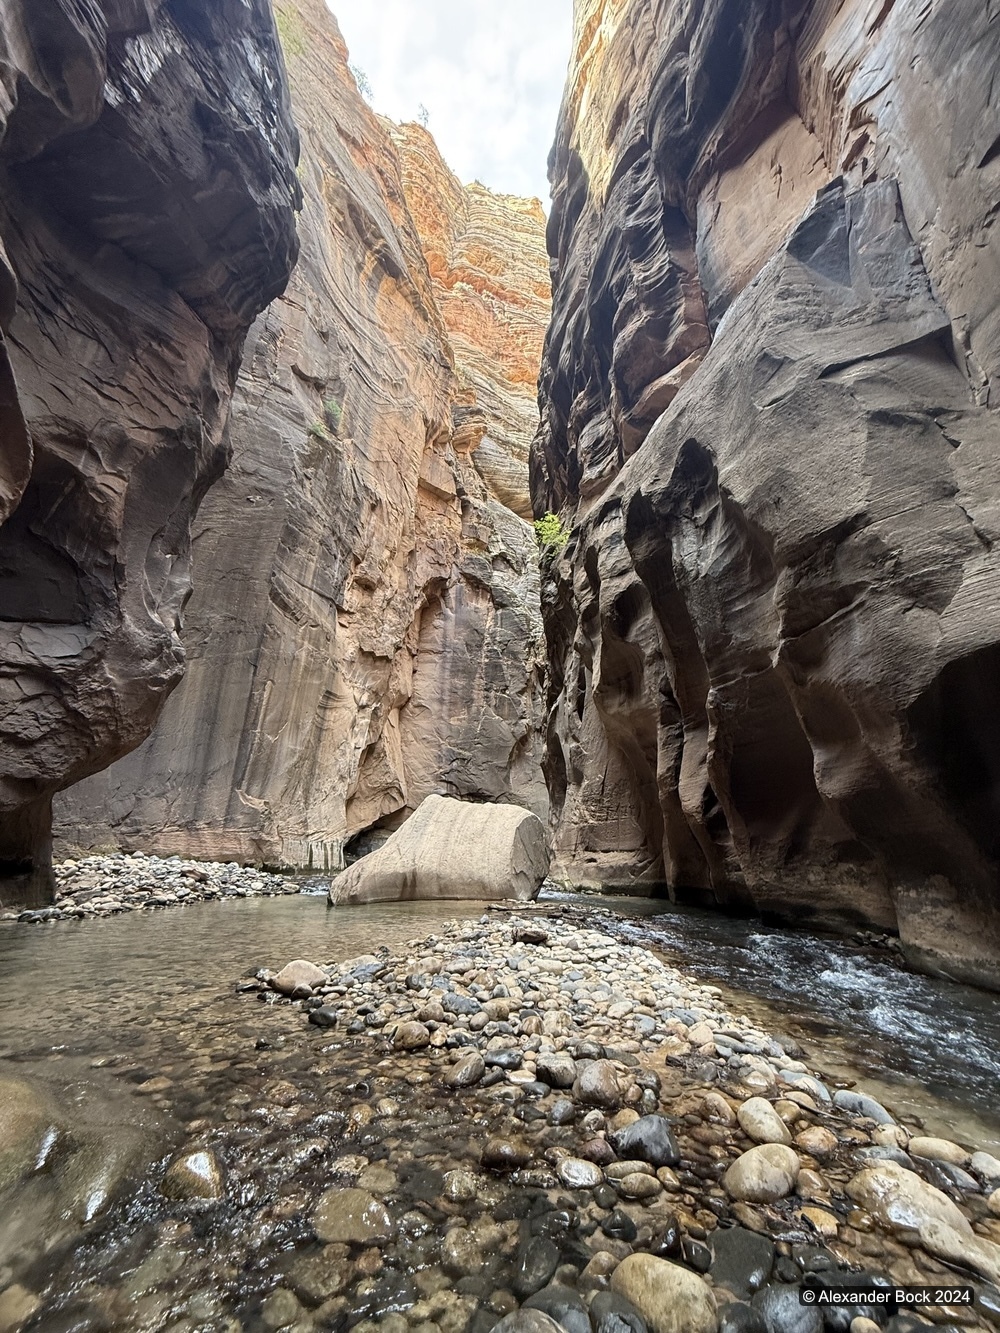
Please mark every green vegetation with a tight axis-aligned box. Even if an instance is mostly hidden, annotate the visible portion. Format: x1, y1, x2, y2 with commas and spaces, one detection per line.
274, 5, 306, 60
534, 511, 570, 551
323, 398, 343, 435
350, 63, 373, 103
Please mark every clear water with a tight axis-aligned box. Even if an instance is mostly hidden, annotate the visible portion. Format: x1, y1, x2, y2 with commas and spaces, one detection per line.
0, 891, 488, 1062
2, 889, 998, 1146
553, 893, 1000, 1154
2, 887, 1000, 1327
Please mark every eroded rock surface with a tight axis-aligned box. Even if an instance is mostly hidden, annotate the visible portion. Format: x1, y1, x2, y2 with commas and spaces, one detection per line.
533, 0, 1000, 984
56, 0, 549, 870
329, 793, 549, 905
394, 122, 550, 522
0, 0, 300, 906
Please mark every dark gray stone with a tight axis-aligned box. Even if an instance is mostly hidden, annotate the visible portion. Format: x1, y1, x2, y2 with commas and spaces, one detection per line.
513, 1237, 561, 1299
608, 1115, 680, 1167
590, 1292, 648, 1333
711, 1227, 775, 1299
751, 1285, 823, 1333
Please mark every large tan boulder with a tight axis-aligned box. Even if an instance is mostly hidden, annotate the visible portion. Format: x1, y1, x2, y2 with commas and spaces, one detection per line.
329, 795, 548, 905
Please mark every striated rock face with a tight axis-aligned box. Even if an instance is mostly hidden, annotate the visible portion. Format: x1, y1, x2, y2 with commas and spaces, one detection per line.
534, 0, 1000, 984
0, 0, 300, 907
56, 0, 549, 870
393, 123, 551, 522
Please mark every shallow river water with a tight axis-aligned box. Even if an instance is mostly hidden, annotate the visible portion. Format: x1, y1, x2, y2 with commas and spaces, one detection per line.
1, 889, 999, 1330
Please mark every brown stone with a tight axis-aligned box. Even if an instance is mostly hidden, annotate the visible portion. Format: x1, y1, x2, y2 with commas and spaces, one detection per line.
0, 0, 299, 907
271, 960, 328, 996
391, 1022, 431, 1052
533, 0, 1000, 985
329, 795, 548, 905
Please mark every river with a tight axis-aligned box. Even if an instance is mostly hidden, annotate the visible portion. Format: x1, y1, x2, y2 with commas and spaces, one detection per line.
1, 889, 998, 1330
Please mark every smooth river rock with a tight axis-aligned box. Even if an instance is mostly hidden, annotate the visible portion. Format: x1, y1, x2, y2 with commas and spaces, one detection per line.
847, 1161, 1000, 1283
609, 1115, 680, 1167
329, 795, 549, 904
271, 960, 328, 996
736, 1099, 792, 1147
578, 1060, 624, 1110
610, 1253, 717, 1333
907, 1136, 970, 1166
724, 1145, 800, 1203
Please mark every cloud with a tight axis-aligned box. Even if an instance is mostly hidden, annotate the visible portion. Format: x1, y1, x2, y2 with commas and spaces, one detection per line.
327, 0, 573, 205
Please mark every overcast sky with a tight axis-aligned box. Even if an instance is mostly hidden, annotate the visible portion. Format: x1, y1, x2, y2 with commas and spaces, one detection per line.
328, 1, 573, 205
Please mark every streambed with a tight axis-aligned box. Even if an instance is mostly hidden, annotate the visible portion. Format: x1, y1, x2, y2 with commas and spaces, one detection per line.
1, 891, 998, 1332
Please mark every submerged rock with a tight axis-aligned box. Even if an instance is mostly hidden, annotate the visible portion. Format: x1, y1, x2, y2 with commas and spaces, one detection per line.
311, 1187, 395, 1245
0, 1079, 58, 1193
161, 1150, 225, 1203
492, 1313, 565, 1333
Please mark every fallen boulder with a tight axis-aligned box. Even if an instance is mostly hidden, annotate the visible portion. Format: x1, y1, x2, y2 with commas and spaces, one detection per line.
329, 796, 549, 905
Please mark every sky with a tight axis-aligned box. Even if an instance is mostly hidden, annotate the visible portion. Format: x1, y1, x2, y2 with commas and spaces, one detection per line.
327, 1, 573, 205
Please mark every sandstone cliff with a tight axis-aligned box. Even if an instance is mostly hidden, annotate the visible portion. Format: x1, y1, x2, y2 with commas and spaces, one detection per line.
56, 0, 549, 869
393, 123, 550, 521
534, 0, 1000, 985
0, 0, 300, 907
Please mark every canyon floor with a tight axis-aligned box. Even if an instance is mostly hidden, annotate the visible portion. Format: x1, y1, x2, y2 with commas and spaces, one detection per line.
3, 890, 1000, 1333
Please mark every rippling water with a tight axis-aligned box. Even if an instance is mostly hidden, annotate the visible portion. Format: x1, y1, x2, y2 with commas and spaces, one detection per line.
2, 885, 1000, 1326
556, 894, 1000, 1152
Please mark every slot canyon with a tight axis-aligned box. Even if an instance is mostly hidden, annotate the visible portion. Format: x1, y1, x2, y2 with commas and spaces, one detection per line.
0, 2, 999, 1331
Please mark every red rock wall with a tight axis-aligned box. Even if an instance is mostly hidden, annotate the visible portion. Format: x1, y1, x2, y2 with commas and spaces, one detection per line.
54, 0, 550, 869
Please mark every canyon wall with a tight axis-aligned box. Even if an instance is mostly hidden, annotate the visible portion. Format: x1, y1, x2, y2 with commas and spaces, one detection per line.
56, 0, 549, 869
534, 0, 1000, 985
0, 0, 300, 907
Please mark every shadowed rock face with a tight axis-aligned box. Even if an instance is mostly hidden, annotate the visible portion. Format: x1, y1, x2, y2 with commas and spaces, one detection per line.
55, 0, 548, 869
534, 0, 1000, 985
0, 0, 300, 908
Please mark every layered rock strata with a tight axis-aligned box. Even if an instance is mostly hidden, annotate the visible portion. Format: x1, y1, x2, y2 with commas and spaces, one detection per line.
534, 0, 1000, 984
393, 123, 550, 521
0, 0, 300, 907
56, 0, 549, 869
